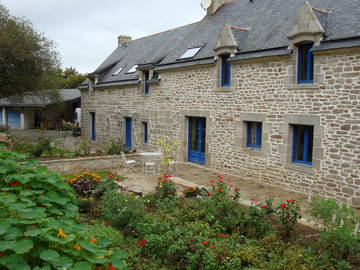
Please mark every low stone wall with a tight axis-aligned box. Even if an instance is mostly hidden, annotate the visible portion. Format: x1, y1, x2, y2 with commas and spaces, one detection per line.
40, 154, 139, 174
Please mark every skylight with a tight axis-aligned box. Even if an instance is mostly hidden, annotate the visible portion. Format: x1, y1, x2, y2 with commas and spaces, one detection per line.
179, 46, 202, 59
126, 65, 138, 73
112, 67, 123, 76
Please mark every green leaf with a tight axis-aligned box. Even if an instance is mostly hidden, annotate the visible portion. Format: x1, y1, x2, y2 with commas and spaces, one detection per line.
73, 261, 92, 270
24, 229, 42, 237
40, 249, 60, 262
12, 239, 33, 254
0, 254, 30, 270
0, 241, 15, 251
54, 255, 73, 269
0, 220, 11, 235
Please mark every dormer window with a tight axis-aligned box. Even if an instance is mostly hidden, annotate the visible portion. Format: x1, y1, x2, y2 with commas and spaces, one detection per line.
179, 46, 202, 59
221, 54, 231, 87
112, 67, 123, 76
126, 65, 138, 74
144, 70, 150, 95
297, 43, 314, 84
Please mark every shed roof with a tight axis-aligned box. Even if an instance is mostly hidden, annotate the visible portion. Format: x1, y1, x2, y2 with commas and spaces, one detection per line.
0, 89, 80, 107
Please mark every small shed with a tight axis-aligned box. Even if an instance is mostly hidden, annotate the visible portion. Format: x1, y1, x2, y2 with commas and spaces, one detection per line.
0, 89, 81, 130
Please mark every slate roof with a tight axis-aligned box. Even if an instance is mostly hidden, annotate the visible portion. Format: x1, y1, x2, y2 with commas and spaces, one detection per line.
0, 89, 80, 107
82, 0, 360, 88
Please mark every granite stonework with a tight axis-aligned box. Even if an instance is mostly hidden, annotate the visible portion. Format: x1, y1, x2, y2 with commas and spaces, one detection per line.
81, 48, 360, 206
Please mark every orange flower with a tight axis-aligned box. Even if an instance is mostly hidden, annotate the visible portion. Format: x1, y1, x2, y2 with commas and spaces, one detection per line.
210, 245, 216, 249
73, 244, 81, 251
57, 228, 68, 238
89, 238, 97, 243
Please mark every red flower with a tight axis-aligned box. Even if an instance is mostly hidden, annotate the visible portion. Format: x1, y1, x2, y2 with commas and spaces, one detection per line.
217, 174, 224, 179
202, 241, 209, 246
108, 263, 116, 270
218, 180, 224, 183
234, 187, 240, 192
281, 203, 287, 208
211, 185, 215, 188
138, 239, 147, 247
107, 174, 114, 179
227, 179, 232, 182
217, 189, 222, 192
164, 174, 171, 178
10, 181, 20, 187
89, 238, 97, 243
218, 233, 226, 238
262, 205, 269, 209
285, 200, 295, 203
210, 180, 214, 183
210, 245, 216, 249
104, 221, 112, 226
206, 192, 213, 197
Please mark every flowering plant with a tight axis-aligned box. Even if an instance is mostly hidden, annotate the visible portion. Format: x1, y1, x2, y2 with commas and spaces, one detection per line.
0, 150, 127, 269
276, 200, 301, 239
67, 172, 101, 197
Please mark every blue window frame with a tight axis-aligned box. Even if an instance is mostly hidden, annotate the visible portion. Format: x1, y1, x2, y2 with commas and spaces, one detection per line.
246, 122, 262, 149
143, 122, 148, 144
298, 43, 314, 84
221, 54, 231, 87
292, 125, 314, 165
144, 71, 150, 95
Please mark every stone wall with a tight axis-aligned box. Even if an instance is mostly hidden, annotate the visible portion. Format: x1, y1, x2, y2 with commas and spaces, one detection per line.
81, 48, 360, 206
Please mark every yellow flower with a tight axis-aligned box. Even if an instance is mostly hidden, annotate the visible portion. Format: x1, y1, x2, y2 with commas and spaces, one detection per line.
73, 244, 81, 251
57, 228, 68, 238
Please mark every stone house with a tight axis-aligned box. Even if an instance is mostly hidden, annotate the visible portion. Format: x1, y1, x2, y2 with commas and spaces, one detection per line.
0, 89, 80, 129
80, 0, 360, 206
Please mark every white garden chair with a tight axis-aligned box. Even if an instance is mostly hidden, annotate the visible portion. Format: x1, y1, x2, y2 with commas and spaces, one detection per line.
142, 155, 156, 175
121, 152, 137, 172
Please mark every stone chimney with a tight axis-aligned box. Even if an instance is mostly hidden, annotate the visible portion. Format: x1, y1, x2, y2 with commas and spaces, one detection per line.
207, 0, 233, 15
118, 35, 132, 47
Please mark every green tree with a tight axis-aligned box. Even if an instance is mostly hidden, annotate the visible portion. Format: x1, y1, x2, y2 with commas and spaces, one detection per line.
58, 67, 86, 89
0, 4, 61, 99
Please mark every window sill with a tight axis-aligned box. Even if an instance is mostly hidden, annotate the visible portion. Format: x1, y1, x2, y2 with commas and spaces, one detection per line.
286, 162, 314, 174
215, 86, 234, 92
241, 147, 266, 157
288, 84, 320, 90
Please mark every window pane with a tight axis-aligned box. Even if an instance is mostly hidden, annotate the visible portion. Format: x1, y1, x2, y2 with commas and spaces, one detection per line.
306, 126, 314, 163
201, 119, 206, 153
300, 47, 308, 81
294, 126, 305, 161
180, 47, 202, 59
190, 119, 198, 152
222, 55, 230, 86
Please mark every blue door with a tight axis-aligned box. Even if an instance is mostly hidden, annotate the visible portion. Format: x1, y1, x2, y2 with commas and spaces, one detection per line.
188, 117, 206, 165
91, 112, 96, 141
0, 108, 3, 125
7, 111, 21, 128
125, 118, 132, 150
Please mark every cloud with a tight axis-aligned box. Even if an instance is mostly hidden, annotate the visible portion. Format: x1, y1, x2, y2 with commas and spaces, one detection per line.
0, 0, 205, 73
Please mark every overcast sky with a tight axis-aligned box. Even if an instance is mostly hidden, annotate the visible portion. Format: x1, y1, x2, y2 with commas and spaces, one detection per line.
0, 0, 205, 74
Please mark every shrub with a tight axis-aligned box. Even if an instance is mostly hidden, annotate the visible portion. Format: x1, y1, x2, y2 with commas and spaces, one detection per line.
0, 150, 127, 269
107, 140, 126, 155
201, 174, 244, 232
74, 138, 91, 156
309, 196, 360, 259
275, 200, 302, 240
154, 174, 177, 200
67, 172, 101, 197
0, 124, 9, 133
31, 137, 53, 157
101, 189, 145, 231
